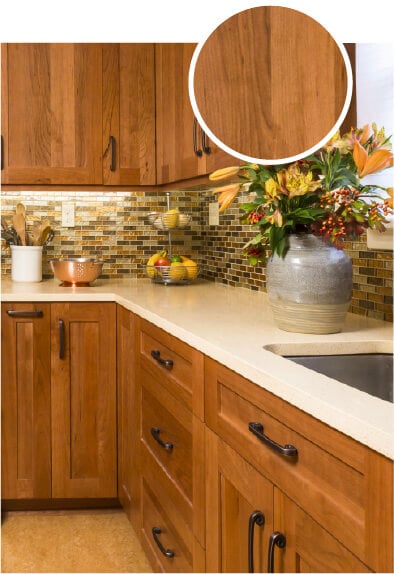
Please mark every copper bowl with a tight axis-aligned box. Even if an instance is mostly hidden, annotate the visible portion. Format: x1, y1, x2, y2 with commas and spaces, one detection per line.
49, 258, 104, 286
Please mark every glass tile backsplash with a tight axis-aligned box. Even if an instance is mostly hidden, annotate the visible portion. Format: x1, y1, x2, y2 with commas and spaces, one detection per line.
1, 190, 392, 322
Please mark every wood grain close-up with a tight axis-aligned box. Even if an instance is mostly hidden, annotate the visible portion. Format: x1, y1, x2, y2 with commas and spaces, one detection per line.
192, 6, 350, 161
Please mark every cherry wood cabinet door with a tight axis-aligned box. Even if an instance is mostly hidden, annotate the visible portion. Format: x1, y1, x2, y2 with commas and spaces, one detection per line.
273, 489, 371, 573
205, 429, 274, 573
155, 43, 237, 185
1, 303, 51, 499
1, 44, 103, 185
50, 303, 117, 498
103, 44, 156, 185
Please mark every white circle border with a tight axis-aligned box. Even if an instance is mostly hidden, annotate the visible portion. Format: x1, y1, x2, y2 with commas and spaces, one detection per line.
188, 3, 354, 166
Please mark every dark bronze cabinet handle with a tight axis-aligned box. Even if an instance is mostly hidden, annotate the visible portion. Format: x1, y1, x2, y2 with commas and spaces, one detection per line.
59, 319, 65, 360
201, 128, 211, 155
152, 527, 175, 558
248, 510, 265, 573
151, 349, 173, 369
193, 117, 203, 157
1, 135, 4, 170
267, 531, 286, 573
249, 422, 298, 458
6, 310, 43, 318
151, 427, 174, 451
109, 135, 116, 171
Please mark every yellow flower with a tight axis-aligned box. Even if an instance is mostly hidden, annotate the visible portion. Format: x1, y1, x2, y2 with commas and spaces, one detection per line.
211, 183, 242, 211
265, 177, 281, 200
285, 165, 320, 197
266, 208, 283, 227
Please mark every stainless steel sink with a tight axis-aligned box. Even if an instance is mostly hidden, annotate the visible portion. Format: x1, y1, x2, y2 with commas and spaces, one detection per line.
284, 353, 393, 402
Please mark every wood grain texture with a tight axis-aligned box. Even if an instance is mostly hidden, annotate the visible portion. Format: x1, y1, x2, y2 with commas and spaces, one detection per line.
138, 317, 205, 419
117, 306, 139, 526
1, 303, 51, 499
50, 302, 117, 498
205, 429, 274, 573
204, 356, 393, 571
274, 489, 370, 573
102, 44, 156, 185
193, 6, 350, 160
2, 44, 103, 184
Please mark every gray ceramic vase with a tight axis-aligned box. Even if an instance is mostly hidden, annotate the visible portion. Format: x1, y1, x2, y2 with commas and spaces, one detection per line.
266, 233, 353, 334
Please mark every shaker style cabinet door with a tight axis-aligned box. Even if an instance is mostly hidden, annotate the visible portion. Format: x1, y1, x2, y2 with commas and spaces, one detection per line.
1, 44, 103, 185
50, 302, 117, 498
102, 44, 156, 185
1, 303, 52, 499
155, 43, 237, 185
273, 489, 371, 573
205, 429, 274, 573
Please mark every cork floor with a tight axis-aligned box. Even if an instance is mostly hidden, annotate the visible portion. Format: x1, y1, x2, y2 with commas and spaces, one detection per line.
1, 509, 153, 573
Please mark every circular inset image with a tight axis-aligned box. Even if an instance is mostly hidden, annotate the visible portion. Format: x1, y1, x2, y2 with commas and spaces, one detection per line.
189, 5, 353, 164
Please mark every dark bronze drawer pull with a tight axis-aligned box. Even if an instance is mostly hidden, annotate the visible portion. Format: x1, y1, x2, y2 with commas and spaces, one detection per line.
59, 318, 65, 360
249, 422, 298, 458
248, 510, 265, 573
152, 527, 175, 558
193, 117, 203, 157
6, 310, 43, 318
151, 427, 174, 451
267, 531, 286, 573
109, 135, 116, 171
151, 349, 173, 369
201, 128, 211, 155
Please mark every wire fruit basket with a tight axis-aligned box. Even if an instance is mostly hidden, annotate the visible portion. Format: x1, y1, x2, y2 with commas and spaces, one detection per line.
145, 263, 201, 285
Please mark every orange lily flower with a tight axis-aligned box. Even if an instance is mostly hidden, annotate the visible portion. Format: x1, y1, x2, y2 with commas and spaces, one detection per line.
209, 166, 240, 181
212, 183, 242, 212
353, 140, 394, 177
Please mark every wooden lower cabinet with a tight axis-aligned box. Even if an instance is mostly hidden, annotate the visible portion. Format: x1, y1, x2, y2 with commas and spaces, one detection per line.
1, 302, 117, 501
117, 305, 139, 522
206, 429, 371, 573
1, 303, 52, 499
274, 489, 370, 573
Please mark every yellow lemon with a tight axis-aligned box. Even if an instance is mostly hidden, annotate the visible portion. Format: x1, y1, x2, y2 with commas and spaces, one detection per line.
162, 208, 179, 229
181, 257, 199, 280
169, 261, 186, 281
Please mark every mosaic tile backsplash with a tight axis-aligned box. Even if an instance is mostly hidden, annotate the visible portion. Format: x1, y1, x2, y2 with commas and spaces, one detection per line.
1, 190, 393, 322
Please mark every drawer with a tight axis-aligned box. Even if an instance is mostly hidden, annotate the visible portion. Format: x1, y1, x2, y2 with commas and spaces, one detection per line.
137, 318, 204, 418
204, 357, 392, 566
141, 369, 193, 503
141, 477, 193, 573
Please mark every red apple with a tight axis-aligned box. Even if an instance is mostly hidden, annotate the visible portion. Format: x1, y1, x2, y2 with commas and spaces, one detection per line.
154, 256, 171, 267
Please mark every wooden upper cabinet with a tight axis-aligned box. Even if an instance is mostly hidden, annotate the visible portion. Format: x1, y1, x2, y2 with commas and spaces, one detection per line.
1, 43, 156, 186
155, 43, 237, 185
102, 44, 156, 185
1, 44, 103, 185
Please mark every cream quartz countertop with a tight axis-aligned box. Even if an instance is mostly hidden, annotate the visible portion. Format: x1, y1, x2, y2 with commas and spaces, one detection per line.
2, 277, 393, 459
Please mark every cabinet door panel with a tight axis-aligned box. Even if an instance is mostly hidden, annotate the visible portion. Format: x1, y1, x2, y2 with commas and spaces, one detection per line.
103, 44, 156, 185
1, 303, 51, 499
51, 303, 117, 498
205, 429, 274, 573
2, 44, 103, 184
274, 489, 371, 573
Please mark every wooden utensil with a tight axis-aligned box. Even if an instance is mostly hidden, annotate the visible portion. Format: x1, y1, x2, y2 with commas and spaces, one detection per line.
12, 213, 26, 245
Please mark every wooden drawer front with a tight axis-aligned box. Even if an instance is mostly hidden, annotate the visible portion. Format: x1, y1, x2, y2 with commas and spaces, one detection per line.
138, 318, 204, 418
205, 357, 368, 562
141, 371, 193, 503
141, 477, 193, 573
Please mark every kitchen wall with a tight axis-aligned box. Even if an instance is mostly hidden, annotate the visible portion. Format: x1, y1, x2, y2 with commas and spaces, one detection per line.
1, 191, 392, 322
0, 191, 204, 279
